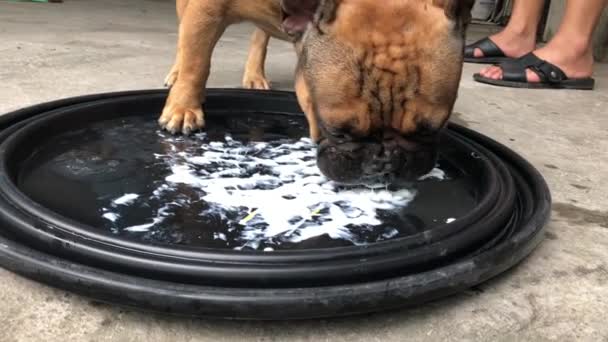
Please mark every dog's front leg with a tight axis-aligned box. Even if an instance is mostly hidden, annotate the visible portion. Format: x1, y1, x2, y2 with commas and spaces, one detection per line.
159, 2, 227, 135
242, 28, 271, 90
164, 0, 189, 87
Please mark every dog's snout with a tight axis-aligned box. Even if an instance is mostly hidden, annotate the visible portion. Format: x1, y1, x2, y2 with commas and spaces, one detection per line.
362, 141, 407, 176
316, 130, 440, 184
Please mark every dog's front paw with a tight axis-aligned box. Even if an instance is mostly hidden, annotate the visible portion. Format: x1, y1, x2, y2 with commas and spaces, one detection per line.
242, 72, 271, 90
158, 100, 205, 135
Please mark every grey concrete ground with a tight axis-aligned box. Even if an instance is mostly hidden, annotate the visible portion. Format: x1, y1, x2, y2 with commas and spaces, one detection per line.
1, 1, 607, 341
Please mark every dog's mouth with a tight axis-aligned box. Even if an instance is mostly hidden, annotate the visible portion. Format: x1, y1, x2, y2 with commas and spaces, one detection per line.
281, 9, 314, 36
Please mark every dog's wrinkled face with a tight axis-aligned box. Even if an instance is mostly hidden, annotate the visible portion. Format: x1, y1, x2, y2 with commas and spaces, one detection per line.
282, 0, 474, 184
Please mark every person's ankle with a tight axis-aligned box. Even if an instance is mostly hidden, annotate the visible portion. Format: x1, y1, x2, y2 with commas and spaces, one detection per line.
501, 23, 538, 43
488, 27, 536, 58
535, 37, 595, 78
550, 37, 591, 56
545, 35, 593, 60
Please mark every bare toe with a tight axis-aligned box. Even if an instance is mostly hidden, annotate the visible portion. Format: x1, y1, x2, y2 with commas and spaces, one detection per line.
525, 69, 541, 83
488, 67, 503, 80
480, 65, 495, 77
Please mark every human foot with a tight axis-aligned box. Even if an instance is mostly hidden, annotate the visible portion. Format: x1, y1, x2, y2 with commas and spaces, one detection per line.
473, 30, 536, 59
478, 39, 595, 83
465, 29, 536, 64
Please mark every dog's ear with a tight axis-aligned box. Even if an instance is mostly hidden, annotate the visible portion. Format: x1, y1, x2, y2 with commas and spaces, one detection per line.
434, 0, 476, 26
281, 0, 339, 35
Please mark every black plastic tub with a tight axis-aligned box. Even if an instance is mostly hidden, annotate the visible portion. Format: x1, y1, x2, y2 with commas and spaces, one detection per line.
0, 89, 551, 320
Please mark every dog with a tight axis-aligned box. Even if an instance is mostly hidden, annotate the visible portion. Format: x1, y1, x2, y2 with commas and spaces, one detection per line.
160, 0, 475, 184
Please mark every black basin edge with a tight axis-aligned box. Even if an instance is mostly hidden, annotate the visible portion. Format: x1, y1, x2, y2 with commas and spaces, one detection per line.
0, 89, 552, 320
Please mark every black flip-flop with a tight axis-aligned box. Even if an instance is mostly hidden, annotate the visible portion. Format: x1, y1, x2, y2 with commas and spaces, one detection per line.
464, 37, 511, 64
473, 53, 595, 90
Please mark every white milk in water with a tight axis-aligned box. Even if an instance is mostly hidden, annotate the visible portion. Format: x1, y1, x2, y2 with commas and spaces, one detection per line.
104, 133, 446, 250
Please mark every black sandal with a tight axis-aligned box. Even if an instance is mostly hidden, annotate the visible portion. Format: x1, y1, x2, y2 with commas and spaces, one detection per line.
473, 53, 595, 90
464, 37, 511, 64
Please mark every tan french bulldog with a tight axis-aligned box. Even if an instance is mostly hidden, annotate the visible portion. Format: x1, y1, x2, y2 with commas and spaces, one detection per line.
160, 0, 475, 184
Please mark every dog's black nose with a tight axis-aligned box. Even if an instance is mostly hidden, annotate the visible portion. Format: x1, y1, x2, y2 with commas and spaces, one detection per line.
316, 136, 438, 185
361, 143, 405, 176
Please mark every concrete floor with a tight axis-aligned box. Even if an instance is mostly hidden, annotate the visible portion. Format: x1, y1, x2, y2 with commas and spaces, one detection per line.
1, 1, 607, 341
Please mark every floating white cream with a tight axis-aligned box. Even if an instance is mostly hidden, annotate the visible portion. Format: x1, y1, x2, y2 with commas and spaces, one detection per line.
419, 167, 446, 181
105, 133, 448, 250
102, 212, 120, 222
112, 193, 140, 205
123, 217, 164, 232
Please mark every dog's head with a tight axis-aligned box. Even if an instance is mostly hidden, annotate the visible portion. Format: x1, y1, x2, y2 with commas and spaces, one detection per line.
282, 0, 474, 184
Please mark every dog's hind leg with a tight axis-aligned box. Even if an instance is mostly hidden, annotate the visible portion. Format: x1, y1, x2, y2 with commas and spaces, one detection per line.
242, 28, 271, 90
